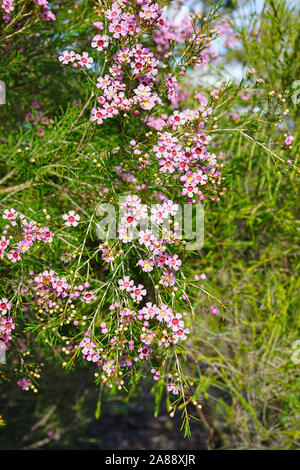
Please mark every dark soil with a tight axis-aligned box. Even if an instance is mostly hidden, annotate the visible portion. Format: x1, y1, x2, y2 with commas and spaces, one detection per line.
0, 364, 213, 450
71, 403, 209, 450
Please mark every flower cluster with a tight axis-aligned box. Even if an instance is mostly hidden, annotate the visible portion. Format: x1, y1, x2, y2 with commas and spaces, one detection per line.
24, 271, 97, 314
9, 1, 227, 403
58, 51, 94, 69
148, 116, 222, 202
116, 195, 185, 285
1, 209, 54, 263
0, 0, 55, 23
56, 1, 225, 393
32, 0, 55, 21
0, 297, 14, 354
59, 2, 168, 123
25, 100, 53, 138
78, 280, 190, 389
89, 43, 162, 125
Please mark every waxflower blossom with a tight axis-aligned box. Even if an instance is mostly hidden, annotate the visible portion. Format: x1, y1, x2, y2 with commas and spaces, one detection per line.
284, 135, 294, 146
167, 382, 180, 395
80, 337, 100, 362
130, 284, 146, 302
157, 304, 173, 323
1, 0, 14, 15
41, 9, 56, 21
137, 258, 154, 272
17, 378, 31, 391
59, 50, 76, 65
7, 249, 21, 263
118, 276, 134, 292
75, 52, 94, 69
168, 313, 184, 330
91, 107, 107, 124
81, 291, 97, 304
0, 298, 11, 315
3, 208, 17, 225
139, 303, 159, 320
0, 316, 15, 340
138, 346, 152, 360
62, 210, 80, 227
93, 21, 104, 30
0, 235, 9, 252
91, 34, 109, 52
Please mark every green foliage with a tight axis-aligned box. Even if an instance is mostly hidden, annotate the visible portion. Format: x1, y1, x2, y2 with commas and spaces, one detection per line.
0, 0, 299, 450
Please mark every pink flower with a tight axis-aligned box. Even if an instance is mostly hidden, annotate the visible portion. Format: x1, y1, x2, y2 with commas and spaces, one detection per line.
173, 327, 190, 342
75, 52, 94, 69
7, 249, 21, 263
81, 291, 97, 303
130, 284, 146, 302
168, 313, 184, 330
138, 230, 154, 247
166, 254, 182, 271
157, 304, 173, 323
96, 74, 111, 89
103, 102, 119, 117
139, 4, 161, 21
284, 135, 294, 146
91, 34, 109, 52
41, 9, 56, 21
17, 240, 30, 253
102, 359, 115, 375
0, 236, 9, 251
118, 228, 134, 243
37, 128, 45, 138
139, 302, 159, 320
93, 21, 104, 29
17, 378, 31, 391
80, 337, 100, 362
3, 208, 18, 225
137, 258, 154, 272
105, 5, 122, 22
182, 182, 198, 198
58, 50, 76, 65
167, 382, 180, 395
118, 276, 134, 292
1, 0, 14, 13
150, 205, 165, 224
0, 316, 15, 335
138, 346, 152, 360
33, 0, 49, 7
161, 271, 176, 287
0, 298, 12, 315
108, 21, 128, 39
62, 210, 80, 227
52, 276, 69, 293
91, 107, 107, 124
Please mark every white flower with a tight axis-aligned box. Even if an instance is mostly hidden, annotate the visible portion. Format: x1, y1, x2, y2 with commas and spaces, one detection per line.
62, 210, 80, 227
